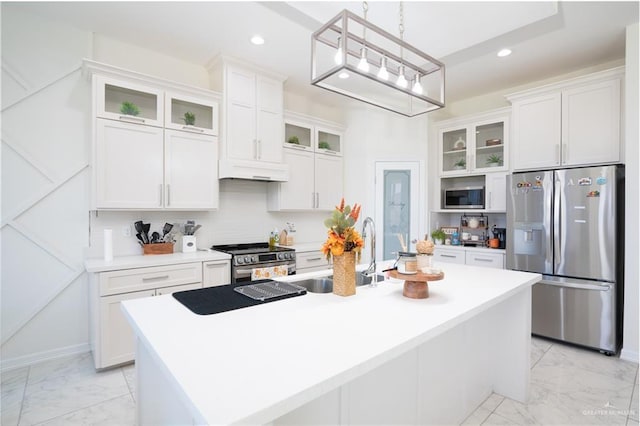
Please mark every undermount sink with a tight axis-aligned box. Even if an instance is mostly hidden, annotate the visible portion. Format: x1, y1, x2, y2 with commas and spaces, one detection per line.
291, 274, 385, 294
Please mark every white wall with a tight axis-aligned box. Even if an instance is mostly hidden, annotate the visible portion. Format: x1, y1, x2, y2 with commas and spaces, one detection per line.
343, 104, 429, 247
1, 5, 93, 369
621, 22, 639, 363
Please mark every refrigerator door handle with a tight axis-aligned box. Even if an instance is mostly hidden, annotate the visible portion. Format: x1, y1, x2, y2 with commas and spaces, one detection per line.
540, 279, 611, 292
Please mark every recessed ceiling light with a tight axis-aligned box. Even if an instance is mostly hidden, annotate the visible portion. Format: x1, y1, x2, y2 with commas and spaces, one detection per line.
250, 35, 265, 45
338, 72, 350, 79
497, 48, 512, 57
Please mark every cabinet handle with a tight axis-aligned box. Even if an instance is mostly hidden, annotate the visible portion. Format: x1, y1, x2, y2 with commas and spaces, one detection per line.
142, 275, 170, 281
441, 254, 456, 258
556, 144, 561, 164
473, 258, 493, 262
119, 115, 146, 123
206, 263, 221, 268
182, 125, 204, 133
252, 175, 270, 180
167, 184, 171, 206
315, 192, 319, 208
288, 144, 307, 150
256, 139, 262, 159
562, 143, 568, 164
306, 257, 322, 262
158, 184, 163, 207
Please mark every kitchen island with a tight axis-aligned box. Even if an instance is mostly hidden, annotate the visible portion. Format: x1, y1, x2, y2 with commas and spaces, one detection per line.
122, 264, 540, 425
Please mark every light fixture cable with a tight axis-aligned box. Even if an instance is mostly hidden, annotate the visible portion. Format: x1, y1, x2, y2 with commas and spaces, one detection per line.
396, 2, 408, 88
357, 1, 370, 72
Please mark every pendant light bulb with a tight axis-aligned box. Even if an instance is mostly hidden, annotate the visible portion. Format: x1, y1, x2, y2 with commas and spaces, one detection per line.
396, 66, 408, 88
412, 75, 423, 95
377, 57, 389, 80
357, 48, 370, 72
334, 37, 343, 65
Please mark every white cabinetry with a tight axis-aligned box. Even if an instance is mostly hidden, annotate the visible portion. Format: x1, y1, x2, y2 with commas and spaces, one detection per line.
202, 260, 231, 287
433, 248, 466, 265
296, 250, 331, 273
209, 57, 288, 181
434, 246, 505, 269
508, 67, 622, 170
465, 251, 504, 269
268, 113, 344, 211
86, 60, 221, 210
437, 108, 510, 176
485, 172, 507, 212
164, 130, 218, 209
89, 262, 204, 369
96, 119, 164, 209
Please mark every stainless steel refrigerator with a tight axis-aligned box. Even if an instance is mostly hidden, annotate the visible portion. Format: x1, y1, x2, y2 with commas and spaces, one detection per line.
506, 165, 624, 354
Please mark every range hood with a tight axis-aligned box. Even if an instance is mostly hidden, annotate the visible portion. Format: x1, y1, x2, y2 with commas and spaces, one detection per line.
218, 159, 289, 182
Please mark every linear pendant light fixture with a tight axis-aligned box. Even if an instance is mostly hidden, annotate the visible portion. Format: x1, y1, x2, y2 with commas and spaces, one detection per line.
311, 2, 445, 117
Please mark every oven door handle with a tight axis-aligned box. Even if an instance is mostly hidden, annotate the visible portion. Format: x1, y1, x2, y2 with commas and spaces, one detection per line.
235, 264, 295, 275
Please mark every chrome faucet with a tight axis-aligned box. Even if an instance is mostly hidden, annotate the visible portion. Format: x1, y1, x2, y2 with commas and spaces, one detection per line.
361, 216, 376, 285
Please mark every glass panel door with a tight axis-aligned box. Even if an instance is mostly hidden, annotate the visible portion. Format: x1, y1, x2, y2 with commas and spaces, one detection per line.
441, 127, 468, 173
375, 162, 422, 262
474, 121, 504, 170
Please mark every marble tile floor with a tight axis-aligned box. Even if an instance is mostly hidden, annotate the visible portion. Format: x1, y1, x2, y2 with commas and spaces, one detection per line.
1, 337, 638, 425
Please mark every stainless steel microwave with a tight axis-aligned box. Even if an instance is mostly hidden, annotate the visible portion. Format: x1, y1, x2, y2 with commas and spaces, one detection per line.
443, 187, 485, 209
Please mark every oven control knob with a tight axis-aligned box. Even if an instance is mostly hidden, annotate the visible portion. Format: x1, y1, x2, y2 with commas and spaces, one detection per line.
236, 257, 244, 265
284, 252, 291, 259
277, 253, 283, 260
244, 256, 251, 263
252, 256, 257, 263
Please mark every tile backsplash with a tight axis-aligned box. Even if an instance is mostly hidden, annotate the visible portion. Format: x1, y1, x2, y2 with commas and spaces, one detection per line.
87, 179, 328, 258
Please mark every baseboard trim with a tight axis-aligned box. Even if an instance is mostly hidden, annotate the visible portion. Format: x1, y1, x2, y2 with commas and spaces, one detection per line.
1, 343, 91, 373
620, 347, 639, 363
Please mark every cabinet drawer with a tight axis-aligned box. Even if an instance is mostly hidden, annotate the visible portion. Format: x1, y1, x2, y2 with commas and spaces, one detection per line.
99, 262, 202, 296
296, 251, 331, 271
433, 249, 465, 265
202, 260, 231, 288
465, 252, 504, 269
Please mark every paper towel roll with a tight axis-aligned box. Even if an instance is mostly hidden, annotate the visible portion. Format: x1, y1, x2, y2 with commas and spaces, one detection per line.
104, 229, 113, 261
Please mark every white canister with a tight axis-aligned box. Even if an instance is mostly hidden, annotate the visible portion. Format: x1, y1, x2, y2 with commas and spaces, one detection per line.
462, 232, 471, 240
182, 235, 197, 253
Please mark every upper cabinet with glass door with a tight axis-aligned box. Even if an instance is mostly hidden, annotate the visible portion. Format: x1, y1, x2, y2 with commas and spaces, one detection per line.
96, 76, 164, 127
437, 108, 510, 176
284, 119, 313, 152
165, 93, 219, 136
316, 126, 342, 156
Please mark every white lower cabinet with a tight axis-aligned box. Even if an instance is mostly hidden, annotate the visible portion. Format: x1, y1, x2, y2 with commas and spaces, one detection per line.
202, 260, 231, 287
90, 262, 210, 369
434, 247, 505, 269
433, 248, 466, 265
465, 251, 504, 269
296, 250, 331, 273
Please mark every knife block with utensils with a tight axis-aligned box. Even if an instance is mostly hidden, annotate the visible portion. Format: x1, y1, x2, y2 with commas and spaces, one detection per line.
143, 242, 174, 255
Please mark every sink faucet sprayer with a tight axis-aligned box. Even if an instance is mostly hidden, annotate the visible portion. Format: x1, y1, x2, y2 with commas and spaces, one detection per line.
361, 217, 377, 286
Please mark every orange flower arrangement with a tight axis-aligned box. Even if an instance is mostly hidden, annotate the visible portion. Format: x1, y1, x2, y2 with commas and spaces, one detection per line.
321, 198, 364, 260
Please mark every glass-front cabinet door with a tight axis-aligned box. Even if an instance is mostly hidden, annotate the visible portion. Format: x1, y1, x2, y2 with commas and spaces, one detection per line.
438, 112, 509, 176
316, 126, 342, 156
96, 76, 164, 127
440, 127, 469, 175
284, 119, 313, 152
473, 120, 506, 172
165, 93, 218, 136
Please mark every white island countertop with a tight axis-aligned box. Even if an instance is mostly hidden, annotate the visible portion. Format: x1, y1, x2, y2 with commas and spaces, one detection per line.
122, 264, 540, 425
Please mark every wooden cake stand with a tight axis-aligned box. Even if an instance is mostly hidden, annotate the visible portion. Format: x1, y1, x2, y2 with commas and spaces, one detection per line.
388, 270, 445, 299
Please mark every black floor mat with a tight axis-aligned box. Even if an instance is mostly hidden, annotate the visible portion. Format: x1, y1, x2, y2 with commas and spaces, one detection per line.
172, 280, 306, 315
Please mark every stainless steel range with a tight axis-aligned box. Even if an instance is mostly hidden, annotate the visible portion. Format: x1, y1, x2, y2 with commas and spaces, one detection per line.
211, 243, 296, 283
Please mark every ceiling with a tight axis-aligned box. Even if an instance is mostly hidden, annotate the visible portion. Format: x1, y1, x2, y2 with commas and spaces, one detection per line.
8, 1, 639, 111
